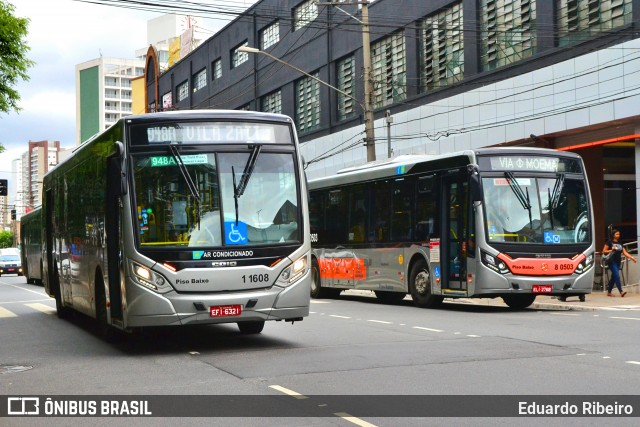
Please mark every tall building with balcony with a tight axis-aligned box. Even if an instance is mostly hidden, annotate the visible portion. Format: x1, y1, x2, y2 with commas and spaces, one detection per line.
75, 57, 145, 145
17, 140, 62, 215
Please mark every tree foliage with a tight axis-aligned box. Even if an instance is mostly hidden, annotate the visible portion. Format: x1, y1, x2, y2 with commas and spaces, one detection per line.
0, 0, 35, 115
0, 230, 14, 248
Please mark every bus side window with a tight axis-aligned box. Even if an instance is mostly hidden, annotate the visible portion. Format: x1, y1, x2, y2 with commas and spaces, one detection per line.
416, 176, 437, 242
391, 178, 413, 241
371, 181, 391, 242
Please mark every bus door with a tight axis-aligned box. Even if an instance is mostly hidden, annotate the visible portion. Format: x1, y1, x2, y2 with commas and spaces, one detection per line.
441, 174, 469, 292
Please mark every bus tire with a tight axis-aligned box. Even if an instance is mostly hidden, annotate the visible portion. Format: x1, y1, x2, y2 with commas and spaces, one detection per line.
502, 294, 536, 309
374, 290, 406, 304
95, 273, 118, 342
237, 321, 265, 334
409, 259, 443, 308
53, 269, 70, 319
310, 258, 329, 299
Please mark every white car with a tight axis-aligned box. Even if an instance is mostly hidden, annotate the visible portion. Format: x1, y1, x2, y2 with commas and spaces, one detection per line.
0, 253, 23, 276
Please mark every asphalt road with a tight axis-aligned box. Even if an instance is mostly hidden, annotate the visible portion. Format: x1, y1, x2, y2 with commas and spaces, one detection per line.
1, 275, 639, 426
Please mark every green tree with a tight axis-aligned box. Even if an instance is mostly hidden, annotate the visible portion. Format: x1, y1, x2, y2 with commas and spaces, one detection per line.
0, 230, 14, 248
0, 0, 35, 117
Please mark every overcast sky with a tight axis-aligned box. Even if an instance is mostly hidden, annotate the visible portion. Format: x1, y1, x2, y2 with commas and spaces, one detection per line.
0, 0, 256, 189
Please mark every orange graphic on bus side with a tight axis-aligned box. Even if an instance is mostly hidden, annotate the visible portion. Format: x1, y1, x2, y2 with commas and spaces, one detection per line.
318, 257, 367, 280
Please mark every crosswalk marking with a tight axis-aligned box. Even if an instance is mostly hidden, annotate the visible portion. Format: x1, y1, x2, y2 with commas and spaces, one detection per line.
25, 303, 56, 315
0, 306, 18, 318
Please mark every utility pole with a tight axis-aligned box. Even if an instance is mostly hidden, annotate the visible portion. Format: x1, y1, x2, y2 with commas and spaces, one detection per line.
360, 1, 376, 162
319, 1, 376, 162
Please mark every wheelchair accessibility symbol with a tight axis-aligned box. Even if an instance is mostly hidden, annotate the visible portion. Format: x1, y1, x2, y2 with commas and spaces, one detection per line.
225, 221, 248, 245
544, 231, 560, 244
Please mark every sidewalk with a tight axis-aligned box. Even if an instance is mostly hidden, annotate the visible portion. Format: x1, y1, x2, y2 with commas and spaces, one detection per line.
454, 290, 640, 311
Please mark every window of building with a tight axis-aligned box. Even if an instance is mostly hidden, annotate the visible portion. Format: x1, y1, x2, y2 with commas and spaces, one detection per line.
371, 31, 406, 109
336, 55, 356, 121
232, 41, 249, 68
294, 0, 318, 31
193, 68, 207, 92
557, 0, 632, 46
177, 80, 189, 102
261, 21, 280, 50
479, 0, 537, 71
421, 2, 464, 92
105, 77, 117, 86
295, 73, 321, 134
237, 104, 252, 111
212, 58, 222, 80
260, 90, 282, 114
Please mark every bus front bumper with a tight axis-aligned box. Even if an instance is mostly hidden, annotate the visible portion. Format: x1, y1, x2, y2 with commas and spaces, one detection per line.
123, 271, 311, 328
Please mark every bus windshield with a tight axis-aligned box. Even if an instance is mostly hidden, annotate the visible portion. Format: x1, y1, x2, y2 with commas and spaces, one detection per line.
133, 151, 300, 248
483, 175, 590, 244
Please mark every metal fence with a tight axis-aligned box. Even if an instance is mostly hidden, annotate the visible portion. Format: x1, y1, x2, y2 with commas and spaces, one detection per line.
594, 241, 638, 291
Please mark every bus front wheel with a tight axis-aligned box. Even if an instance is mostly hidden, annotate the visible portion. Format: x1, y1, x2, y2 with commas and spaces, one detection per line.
502, 294, 536, 310
53, 269, 70, 319
409, 259, 443, 308
237, 321, 265, 334
310, 258, 340, 298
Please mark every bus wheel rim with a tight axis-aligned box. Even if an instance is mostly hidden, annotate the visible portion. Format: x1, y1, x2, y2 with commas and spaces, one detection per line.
415, 270, 429, 295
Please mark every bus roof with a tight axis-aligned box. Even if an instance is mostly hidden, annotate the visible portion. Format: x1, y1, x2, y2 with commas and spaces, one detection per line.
308, 147, 583, 190
122, 109, 294, 125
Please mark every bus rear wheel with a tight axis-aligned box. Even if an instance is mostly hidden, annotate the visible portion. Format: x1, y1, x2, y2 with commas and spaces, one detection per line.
237, 321, 265, 334
409, 259, 443, 308
502, 294, 536, 310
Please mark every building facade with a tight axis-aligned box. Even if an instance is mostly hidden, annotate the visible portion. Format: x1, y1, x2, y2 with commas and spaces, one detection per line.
145, 0, 640, 250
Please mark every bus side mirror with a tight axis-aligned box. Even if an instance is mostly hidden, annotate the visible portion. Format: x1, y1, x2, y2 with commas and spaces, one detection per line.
467, 164, 482, 202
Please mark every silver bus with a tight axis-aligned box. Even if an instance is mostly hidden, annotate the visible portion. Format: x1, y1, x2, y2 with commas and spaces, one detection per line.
309, 148, 594, 309
43, 110, 311, 335
20, 206, 43, 285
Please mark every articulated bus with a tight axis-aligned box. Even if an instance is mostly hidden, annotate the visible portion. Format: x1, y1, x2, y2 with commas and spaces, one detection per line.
42, 110, 311, 335
20, 206, 43, 285
308, 148, 594, 309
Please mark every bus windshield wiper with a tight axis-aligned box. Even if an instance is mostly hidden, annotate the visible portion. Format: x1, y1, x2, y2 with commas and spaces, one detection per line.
232, 145, 262, 225
168, 144, 201, 227
550, 173, 565, 210
505, 171, 533, 228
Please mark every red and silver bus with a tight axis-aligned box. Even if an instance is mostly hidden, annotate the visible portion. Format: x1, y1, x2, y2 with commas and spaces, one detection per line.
308, 148, 594, 309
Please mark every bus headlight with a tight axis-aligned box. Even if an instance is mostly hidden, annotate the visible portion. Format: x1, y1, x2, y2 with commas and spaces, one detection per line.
481, 250, 510, 274
276, 254, 309, 287
130, 261, 173, 293
574, 253, 594, 274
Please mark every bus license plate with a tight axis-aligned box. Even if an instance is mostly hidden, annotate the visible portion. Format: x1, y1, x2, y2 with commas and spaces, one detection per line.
532, 285, 552, 294
210, 305, 242, 317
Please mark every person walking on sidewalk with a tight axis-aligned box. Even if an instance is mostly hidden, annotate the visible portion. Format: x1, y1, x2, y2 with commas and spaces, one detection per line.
603, 229, 637, 297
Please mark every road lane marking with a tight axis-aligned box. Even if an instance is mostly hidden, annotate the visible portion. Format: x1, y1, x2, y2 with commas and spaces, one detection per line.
367, 320, 392, 324
25, 303, 55, 315
311, 300, 331, 304
334, 412, 378, 427
466, 335, 481, 338
0, 306, 18, 318
269, 385, 308, 399
626, 361, 640, 365
413, 326, 443, 333
5, 284, 48, 297
550, 312, 580, 316
0, 298, 52, 305
609, 316, 640, 321
329, 315, 351, 319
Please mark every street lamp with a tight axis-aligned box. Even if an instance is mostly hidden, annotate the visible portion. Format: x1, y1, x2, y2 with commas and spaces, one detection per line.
239, 45, 376, 162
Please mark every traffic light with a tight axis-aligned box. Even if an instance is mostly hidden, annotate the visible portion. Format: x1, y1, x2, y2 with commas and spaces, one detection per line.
0, 179, 7, 196
11, 209, 16, 220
